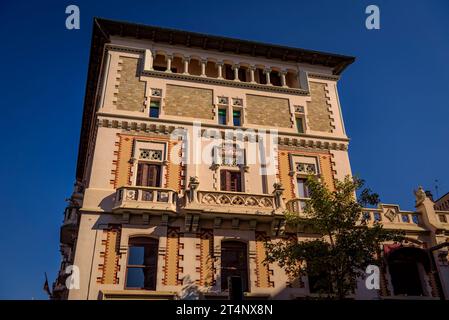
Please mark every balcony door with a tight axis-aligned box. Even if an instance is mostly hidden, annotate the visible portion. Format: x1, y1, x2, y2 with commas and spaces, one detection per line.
136, 163, 161, 187
221, 241, 249, 292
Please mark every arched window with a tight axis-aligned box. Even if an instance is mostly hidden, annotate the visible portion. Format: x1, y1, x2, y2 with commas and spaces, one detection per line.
387, 247, 430, 296
125, 237, 159, 290
221, 241, 249, 292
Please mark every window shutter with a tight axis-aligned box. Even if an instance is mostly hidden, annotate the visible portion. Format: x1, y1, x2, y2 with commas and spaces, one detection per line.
220, 170, 227, 191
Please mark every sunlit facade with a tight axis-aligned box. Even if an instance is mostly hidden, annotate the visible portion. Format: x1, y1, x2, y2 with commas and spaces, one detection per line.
53, 18, 449, 300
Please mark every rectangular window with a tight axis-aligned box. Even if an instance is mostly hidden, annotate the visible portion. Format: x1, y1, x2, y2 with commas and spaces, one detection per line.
221, 170, 242, 192
297, 178, 309, 198
225, 64, 234, 80
136, 163, 161, 187
125, 237, 159, 290
218, 109, 227, 125
233, 110, 241, 127
149, 101, 160, 118
296, 117, 304, 133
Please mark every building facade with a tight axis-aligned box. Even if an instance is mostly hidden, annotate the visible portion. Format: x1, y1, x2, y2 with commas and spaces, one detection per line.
53, 18, 449, 300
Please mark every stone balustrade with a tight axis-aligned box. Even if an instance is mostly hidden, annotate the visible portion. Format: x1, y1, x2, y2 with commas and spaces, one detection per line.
436, 210, 449, 224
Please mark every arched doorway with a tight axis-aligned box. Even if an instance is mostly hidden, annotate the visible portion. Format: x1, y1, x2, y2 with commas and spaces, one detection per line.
221, 241, 249, 292
387, 246, 430, 296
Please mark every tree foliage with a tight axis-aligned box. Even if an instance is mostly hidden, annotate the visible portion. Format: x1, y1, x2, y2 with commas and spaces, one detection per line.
265, 175, 403, 299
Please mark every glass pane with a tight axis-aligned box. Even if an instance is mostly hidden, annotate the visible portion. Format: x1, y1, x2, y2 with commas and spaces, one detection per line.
150, 101, 160, 108
363, 212, 371, 221
128, 246, 145, 265
218, 109, 227, 125
221, 241, 248, 292
150, 107, 159, 118
157, 191, 169, 202
233, 110, 241, 126
125, 267, 145, 288
296, 118, 304, 133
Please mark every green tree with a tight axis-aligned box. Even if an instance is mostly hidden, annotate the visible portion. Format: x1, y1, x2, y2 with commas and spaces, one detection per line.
265, 175, 403, 299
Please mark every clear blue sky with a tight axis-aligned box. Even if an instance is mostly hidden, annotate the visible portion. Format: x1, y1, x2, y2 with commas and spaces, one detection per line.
0, 0, 448, 299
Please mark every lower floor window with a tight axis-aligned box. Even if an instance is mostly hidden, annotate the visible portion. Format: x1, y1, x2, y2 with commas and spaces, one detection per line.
125, 237, 159, 290
221, 241, 249, 292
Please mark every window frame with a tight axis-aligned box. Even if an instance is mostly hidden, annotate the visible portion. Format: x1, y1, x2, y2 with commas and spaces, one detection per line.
132, 141, 167, 188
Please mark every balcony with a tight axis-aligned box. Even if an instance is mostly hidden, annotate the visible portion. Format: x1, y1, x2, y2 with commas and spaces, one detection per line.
113, 186, 178, 214
286, 199, 308, 218
185, 190, 281, 216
